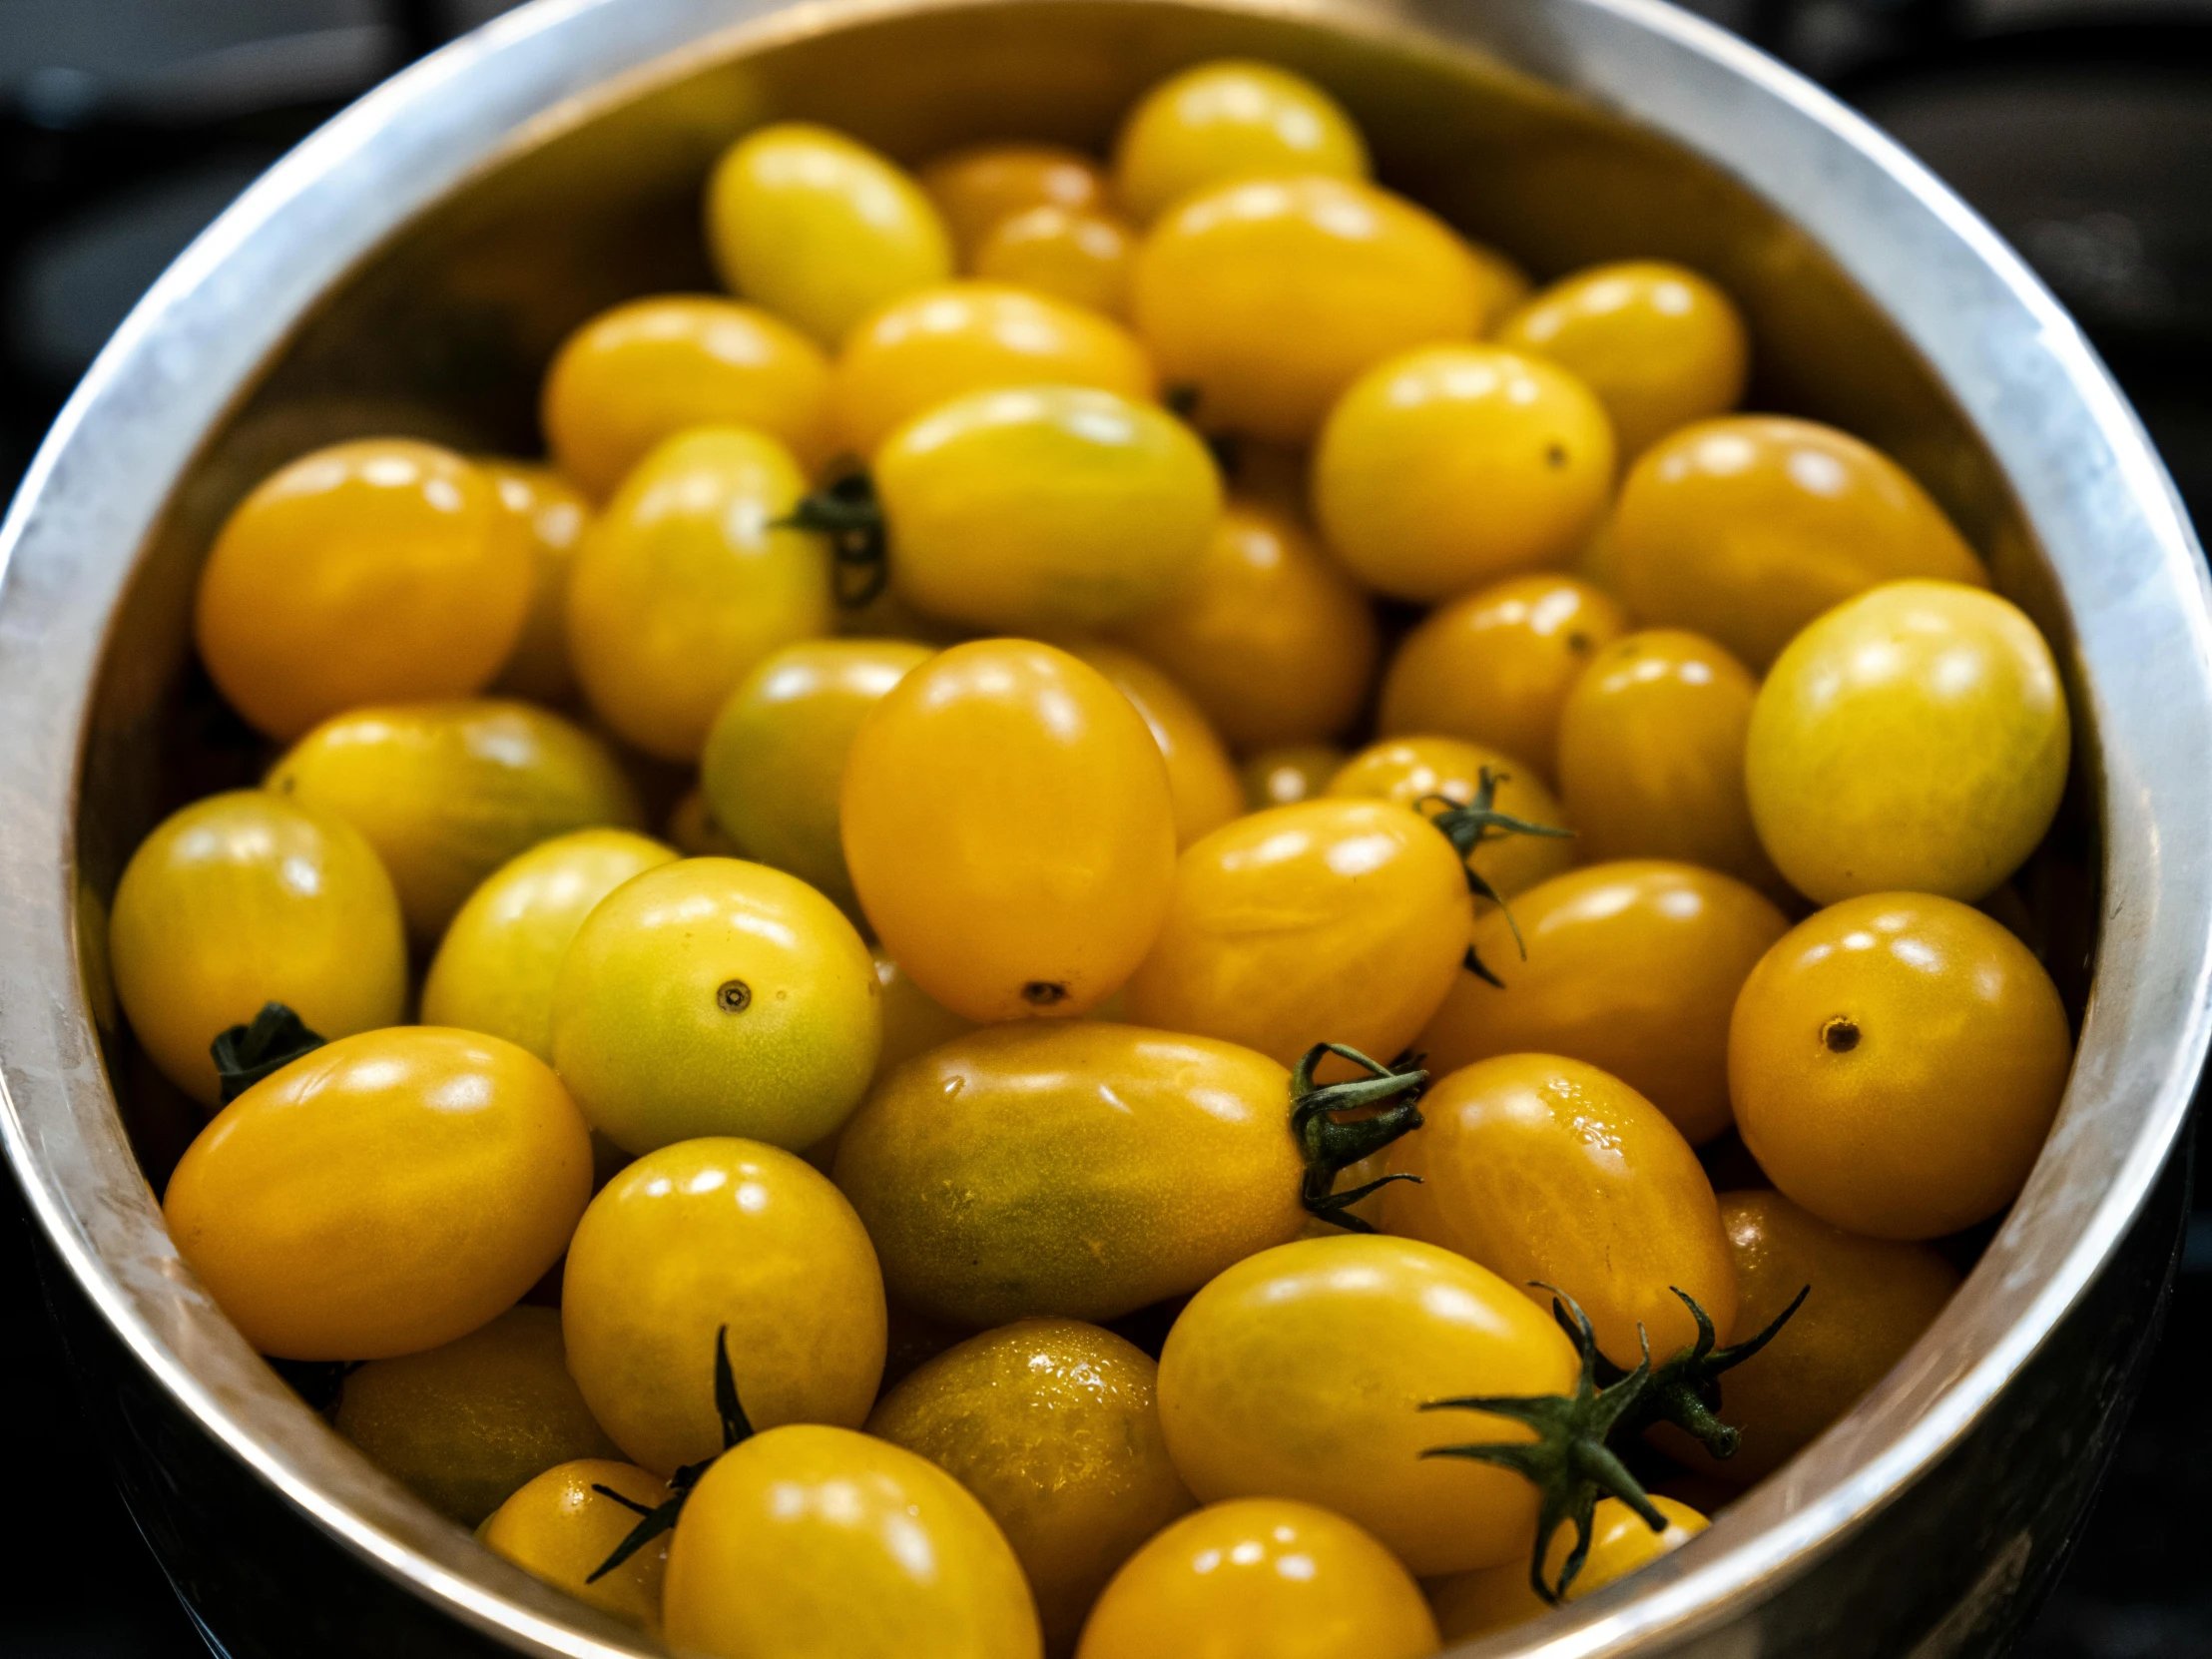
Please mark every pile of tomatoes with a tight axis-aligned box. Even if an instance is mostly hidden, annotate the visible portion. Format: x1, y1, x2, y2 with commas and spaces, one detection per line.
106, 54, 2076, 1659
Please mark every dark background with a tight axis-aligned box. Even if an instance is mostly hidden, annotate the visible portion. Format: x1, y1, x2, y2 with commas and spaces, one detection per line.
2, 0, 2207, 1653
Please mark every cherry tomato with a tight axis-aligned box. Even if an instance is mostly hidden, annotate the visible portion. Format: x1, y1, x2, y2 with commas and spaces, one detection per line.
1747, 580, 2069, 903
333, 1307, 618, 1524
1239, 744, 1346, 810
700, 639, 932, 914
1122, 800, 1471, 1069
1378, 572, 1629, 779
1427, 1495, 1708, 1640
1131, 177, 1494, 444
1729, 892, 2071, 1239
1077, 1498, 1436, 1659
868, 1318, 1194, 1652
420, 827, 678, 1061
1114, 500, 1378, 749
875, 385, 1221, 631
872, 947, 976, 1074
1324, 736, 1575, 903
1382, 1053, 1738, 1366
565, 425, 831, 762
562, 1137, 884, 1474
1111, 60, 1370, 225
975, 206, 1137, 316
1065, 641, 1243, 848
550, 857, 880, 1154
482, 462, 593, 703
1418, 861, 1789, 1145
481, 1459, 672, 1634
1495, 261, 1749, 457
164, 1027, 593, 1359
705, 123, 953, 347
1555, 628, 1777, 887
109, 791, 405, 1108
1613, 416, 1990, 669
1313, 343, 1615, 601
842, 640, 1177, 1021
266, 699, 641, 942
834, 1022, 1304, 1327
833, 281, 1156, 456
195, 439, 529, 740
664, 1424, 1041, 1659
920, 143, 1108, 257
1157, 1234, 1578, 1574
667, 787, 745, 858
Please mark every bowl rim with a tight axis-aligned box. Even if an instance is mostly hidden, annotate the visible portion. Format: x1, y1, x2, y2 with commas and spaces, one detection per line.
0, 0, 2206, 1654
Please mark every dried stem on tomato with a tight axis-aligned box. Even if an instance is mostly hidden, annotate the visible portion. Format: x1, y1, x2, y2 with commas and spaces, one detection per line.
1290, 1042, 1428, 1234
1558, 1283, 1811, 1459
588, 1324, 755, 1581
780, 463, 887, 607
1418, 768, 1573, 986
212, 1002, 326, 1104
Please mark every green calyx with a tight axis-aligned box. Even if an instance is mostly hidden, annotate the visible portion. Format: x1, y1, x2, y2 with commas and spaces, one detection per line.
587, 1325, 754, 1582
1418, 768, 1573, 987
212, 1002, 326, 1104
780, 465, 887, 608
1290, 1042, 1428, 1235
1561, 1284, 1810, 1459
1419, 1287, 1666, 1605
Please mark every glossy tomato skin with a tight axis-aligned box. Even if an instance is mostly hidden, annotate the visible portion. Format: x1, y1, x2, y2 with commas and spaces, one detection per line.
482, 1458, 673, 1633
566, 426, 831, 763
1111, 60, 1370, 225
195, 439, 529, 740
266, 699, 642, 942
1122, 799, 1472, 1069
550, 857, 880, 1154
164, 1027, 593, 1359
1730, 892, 2072, 1239
562, 1138, 885, 1474
975, 206, 1137, 317
1427, 1495, 1709, 1640
919, 143, 1107, 258
1062, 641, 1243, 848
664, 1424, 1042, 1659
1239, 744, 1347, 810
1613, 416, 1989, 669
1076, 1498, 1437, 1659
1746, 580, 2069, 904
869, 1318, 1194, 1654
540, 295, 832, 497
1157, 1235, 1579, 1575
1417, 861, 1790, 1145
1325, 735, 1576, 904
109, 790, 405, 1108
834, 1022, 1305, 1328
1382, 1053, 1738, 1366
875, 385, 1220, 632
842, 640, 1177, 1022
1378, 572, 1629, 781
482, 462, 594, 704
705, 123, 953, 347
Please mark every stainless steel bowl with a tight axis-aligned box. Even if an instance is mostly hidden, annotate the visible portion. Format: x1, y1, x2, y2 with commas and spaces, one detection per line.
2, 1, 2206, 1654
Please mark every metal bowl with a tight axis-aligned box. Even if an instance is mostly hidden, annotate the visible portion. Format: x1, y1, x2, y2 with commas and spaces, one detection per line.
1, 0, 2206, 1654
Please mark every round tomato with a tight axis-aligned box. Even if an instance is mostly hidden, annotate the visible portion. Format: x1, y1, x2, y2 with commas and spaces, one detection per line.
1324, 735, 1576, 904
1427, 1495, 1709, 1640
1111, 60, 1370, 225
481, 1459, 673, 1634
919, 142, 1107, 256
1239, 743, 1346, 810
481, 461, 593, 704
1064, 641, 1243, 847
975, 205, 1137, 317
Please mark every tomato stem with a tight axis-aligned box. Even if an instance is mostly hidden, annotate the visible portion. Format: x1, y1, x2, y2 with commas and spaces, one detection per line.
1290, 1042, 1428, 1234
1562, 1284, 1811, 1459
586, 1324, 755, 1582
781, 463, 888, 608
211, 1002, 326, 1104
1418, 769, 1573, 985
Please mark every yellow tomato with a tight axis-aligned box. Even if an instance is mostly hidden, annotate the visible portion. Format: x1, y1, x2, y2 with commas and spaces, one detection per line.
834, 1022, 1304, 1327
1381, 1053, 1738, 1366
875, 384, 1220, 631
1313, 343, 1615, 601
1325, 736, 1575, 903
333, 1307, 618, 1524
1427, 1495, 1708, 1639
1555, 628, 1776, 887
482, 462, 593, 703
109, 791, 405, 1108
1131, 176, 1492, 444
482, 1459, 672, 1634
705, 123, 953, 347
1239, 744, 1346, 810
1115, 501, 1378, 748
1111, 60, 1370, 225
1122, 800, 1471, 1069
420, 828, 678, 1061
1157, 1234, 1578, 1574
666, 787, 744, 857
1747, 580, 2069, 903
1379, 572, 1629, 779
562, 1138, 884, 1474
1613, 416, 1990, 669
700, 639, 932, 913
841, 640, 1177, 1021
871, 948, 976, 1074
665, 1425, 1041, 1659
1064, 641, 1243, 847
869, 1318, 1194, 1653
550, 857, 879, 1153
1729, 892, 2072, 1239
266, 699, 641, 942
1077, 1499, 1436, 1659
565, 425, 831, 762
195, 439, 529, 739
540, 295, 833, 497
920, 143, 1108, 257
1495, 262, 1749, 457
164, 1027, 592, 1359
975, 206, 1137, 317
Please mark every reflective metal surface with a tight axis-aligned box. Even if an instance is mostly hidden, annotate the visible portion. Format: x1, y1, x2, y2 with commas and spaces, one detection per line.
0, 0, 2206, 1654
